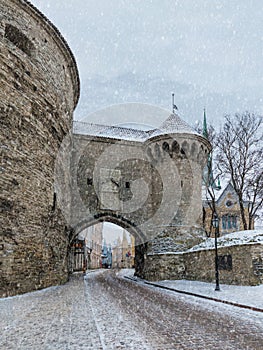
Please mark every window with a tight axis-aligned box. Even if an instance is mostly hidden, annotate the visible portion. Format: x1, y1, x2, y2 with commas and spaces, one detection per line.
87, 178, 93, 186
226, 200, 233, 207
228, 215, 231, 229
52, 192, 56, 211
172, 140, 180, 153
162, 142, 170, 153
232, 216, 237, 228
222, 214, 237, 230
5, 24, 34, 56
222, 216, 226, 229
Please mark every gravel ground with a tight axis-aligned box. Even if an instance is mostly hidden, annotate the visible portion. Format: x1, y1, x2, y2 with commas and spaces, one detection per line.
0, 269, 262, 349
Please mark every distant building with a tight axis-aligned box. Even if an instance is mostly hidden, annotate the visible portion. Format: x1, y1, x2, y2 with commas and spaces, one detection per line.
101, 241, 112, 268
70, 238, 86, 272
79, 223, 103, 269
201, 111, 254, 236
111, 230, 135, 268
203, 181, 254, 236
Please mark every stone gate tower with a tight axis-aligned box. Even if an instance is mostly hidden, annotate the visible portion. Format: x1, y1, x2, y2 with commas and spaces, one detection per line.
68, 115, 211, 280
0, 0, 79, 296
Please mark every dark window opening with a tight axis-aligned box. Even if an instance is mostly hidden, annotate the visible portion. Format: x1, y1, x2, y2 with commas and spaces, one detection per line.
125, 181, 130, 189
87, 178, 93, 186
172, 140, 180, 153
52, 192, 57, 211
5, 24, 34, 57
162, 142, 170, 152
218, 255, 232, 270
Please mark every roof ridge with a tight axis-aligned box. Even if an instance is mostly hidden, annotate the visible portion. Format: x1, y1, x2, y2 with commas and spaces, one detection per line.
73, 113, 201, 140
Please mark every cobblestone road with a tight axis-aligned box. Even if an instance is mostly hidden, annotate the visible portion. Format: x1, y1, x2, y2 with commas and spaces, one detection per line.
0, 270, 262, 349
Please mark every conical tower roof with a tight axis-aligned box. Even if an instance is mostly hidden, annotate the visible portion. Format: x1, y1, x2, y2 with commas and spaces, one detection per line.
148, 113, 198, 138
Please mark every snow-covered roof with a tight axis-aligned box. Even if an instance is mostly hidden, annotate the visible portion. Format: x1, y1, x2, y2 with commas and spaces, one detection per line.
150, 113, 197, 137
202, 179, 251, 207
73, 113, 200, 141
202, 177, 231, 202
188, 229, 263, 252
73, 121, 148, 141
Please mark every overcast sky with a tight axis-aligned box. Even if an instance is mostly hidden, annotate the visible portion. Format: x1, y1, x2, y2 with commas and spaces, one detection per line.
30, 0, 263, 127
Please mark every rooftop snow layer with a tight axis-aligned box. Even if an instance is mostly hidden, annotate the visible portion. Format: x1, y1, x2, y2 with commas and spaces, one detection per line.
73, 113, 199, 141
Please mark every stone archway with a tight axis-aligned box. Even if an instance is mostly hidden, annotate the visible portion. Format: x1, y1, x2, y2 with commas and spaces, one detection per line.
0, 2, 211, 298
55, 115, 211, 281
72, 214, 147, 276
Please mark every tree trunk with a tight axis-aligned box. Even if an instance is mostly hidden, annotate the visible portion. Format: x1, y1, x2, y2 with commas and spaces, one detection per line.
239, 198, 248, 230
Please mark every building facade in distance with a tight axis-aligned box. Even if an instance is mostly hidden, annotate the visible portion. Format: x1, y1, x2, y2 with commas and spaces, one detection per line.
203, 181, 255, 237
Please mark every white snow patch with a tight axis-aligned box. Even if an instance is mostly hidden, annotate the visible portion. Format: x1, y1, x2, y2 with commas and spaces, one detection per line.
121, 268, 263, 310
188, 229, 263, 252
156, 279, 263, 310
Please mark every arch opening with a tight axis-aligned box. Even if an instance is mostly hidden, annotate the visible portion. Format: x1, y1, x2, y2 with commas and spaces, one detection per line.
69, 217, 146, 275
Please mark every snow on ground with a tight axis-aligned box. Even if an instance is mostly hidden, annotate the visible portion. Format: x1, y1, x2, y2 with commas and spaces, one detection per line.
188, 229, 263, 252
120, 268, 263, 310
156, 279, 263, 309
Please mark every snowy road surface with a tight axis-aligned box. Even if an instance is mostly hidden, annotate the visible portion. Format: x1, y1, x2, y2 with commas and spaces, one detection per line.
0, 270, 263, 350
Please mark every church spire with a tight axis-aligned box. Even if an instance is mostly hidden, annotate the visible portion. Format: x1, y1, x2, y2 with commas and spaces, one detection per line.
202, 108, 208, 139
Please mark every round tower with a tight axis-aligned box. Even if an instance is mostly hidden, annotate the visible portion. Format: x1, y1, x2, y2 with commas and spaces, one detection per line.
142, 113, 211, 280
0, 0, 79, 296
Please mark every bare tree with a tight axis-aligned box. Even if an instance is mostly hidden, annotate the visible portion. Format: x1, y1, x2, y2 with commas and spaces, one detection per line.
216, 112, 263, 230
196, 121, 221, 236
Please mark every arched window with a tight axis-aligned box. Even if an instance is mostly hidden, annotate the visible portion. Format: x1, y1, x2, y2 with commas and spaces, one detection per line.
222, 214, 237, 230
162, 142, 170, 153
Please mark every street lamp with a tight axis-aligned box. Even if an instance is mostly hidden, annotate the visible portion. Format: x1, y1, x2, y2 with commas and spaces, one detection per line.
212, 213, 220, 291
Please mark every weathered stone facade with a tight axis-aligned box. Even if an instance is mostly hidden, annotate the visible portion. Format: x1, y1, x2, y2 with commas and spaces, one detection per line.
0, 0, 224, 296
145, 243, 263, 286
0, 0, 79, 296
63, 117, 211, 278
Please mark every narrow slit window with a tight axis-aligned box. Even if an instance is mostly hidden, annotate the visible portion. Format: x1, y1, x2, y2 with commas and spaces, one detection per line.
52, 192, 57, 211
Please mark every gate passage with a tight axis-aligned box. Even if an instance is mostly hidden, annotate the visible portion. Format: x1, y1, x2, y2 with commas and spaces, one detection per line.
56, 114, 210, 278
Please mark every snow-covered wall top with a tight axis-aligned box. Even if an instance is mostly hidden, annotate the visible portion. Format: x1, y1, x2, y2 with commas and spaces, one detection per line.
188, 230, 263, 252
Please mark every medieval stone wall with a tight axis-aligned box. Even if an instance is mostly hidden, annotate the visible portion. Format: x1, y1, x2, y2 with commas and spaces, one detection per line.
68, 129, 210, 278
70, 132, 209, 242
0, 0, 79, 297
144, 243, 263, 285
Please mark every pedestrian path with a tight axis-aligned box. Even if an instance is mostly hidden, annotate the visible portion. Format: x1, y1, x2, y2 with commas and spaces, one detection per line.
120, 269, 263, 312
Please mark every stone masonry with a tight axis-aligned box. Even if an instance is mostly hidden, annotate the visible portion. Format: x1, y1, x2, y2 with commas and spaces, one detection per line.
1, 0, 217, 296
64, 117, 211, 278
144, 243, 263, 285
0, 0, 79, 297
1, 1, 259, 295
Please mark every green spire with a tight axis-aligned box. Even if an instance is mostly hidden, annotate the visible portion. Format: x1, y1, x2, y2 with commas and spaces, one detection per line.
202, 108, 208, 139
